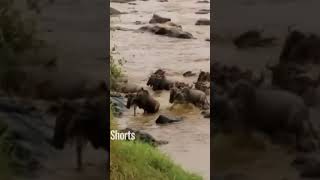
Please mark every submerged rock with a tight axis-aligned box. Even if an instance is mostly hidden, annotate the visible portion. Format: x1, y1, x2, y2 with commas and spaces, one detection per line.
120, 128, 168, 146
183, 71, 196, 77
155, 115, 183, 124
197, 0, 209, 3
0, 97, 53, 176
149, 14, 171, 24
139, 24, 194, 39
110, 7, 122, 15
195, 18, 210, 25
111, 0, 135, 3
233, 30, 277, 49
195, 9, 210, 14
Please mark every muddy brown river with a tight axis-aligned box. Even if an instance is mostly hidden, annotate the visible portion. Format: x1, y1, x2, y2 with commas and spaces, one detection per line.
111, 0, 210, 179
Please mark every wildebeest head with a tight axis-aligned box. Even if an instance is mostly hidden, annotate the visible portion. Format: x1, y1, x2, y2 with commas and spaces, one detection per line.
147, 75, 155, 86
52, 101, 77, 149
169, 88, 185, 103
198, 71, 210, 82
169, 88, 177, 103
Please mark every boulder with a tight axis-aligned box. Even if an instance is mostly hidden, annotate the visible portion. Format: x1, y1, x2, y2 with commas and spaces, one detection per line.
110, 7, 122, 15
195, 18, 210, 26
119, 128, 168, 146
149, 14, 171, 24
195, 9, 210, 14
155, 115, 183, 124
0, 97, 54, 176
139, 24, 193, 39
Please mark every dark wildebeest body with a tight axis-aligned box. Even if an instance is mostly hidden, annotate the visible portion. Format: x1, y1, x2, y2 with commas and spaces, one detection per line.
126, 89, 160, 116
170, 87, 209, 109
147, 74, 173, 90
280, 30, 320, 64
228, 81, 318, 151
52, 97, 108, 170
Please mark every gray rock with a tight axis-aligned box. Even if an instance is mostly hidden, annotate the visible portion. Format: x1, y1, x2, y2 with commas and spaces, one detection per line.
110, 7, 122, 15
195, 9, 210, 14
139, 24, 194, 39
195, 18, 210, 25
149, 14, 171, 24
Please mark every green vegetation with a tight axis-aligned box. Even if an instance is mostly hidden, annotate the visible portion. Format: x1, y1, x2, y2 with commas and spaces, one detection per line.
0, 0, 48, 94
110, 46, 124, 90
110, 140, 202, 180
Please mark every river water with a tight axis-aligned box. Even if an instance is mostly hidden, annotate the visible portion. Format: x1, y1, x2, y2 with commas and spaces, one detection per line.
110, 0, 210, 179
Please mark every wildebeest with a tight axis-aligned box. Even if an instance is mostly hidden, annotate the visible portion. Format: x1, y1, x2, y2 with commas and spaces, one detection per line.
52, 97, 108, 170
147, 74, 173, 90
169, 87, 209, 109
126, 88, 160, 116
280, 29, 320, 64
197, 71, 210, 82
228, 81, 318, 151
233, 30, 277, 49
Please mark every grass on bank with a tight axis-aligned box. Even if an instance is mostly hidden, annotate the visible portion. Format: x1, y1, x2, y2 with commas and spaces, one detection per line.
110, 140, 202, 180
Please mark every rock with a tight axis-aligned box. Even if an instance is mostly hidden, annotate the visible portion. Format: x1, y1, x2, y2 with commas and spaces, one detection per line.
0, 97, 54, 176
197, 0, 209, 3
110, 96, 126, 117
134, 21, 145, 25
183, 71, 196, 77
195, 9, 210, 14
111, 26, 135, 32
233, 30, 277, 49
195, 18, 210, 25
120, 128, 168, 146
110, 7, 122, 15
149, 14, 171, 24
111, 0, 135, 3
128, 2, 137, 5
139, 24, 194, 39
155, 115, 183, 124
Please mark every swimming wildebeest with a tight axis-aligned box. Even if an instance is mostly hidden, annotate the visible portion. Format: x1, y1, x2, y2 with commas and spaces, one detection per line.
280, 29, 320, 64
126, 88, 160, 116
169, 87, 209, 109
147, 74, 173, 90
52, 97, 108, 171
228, 81, 319, 151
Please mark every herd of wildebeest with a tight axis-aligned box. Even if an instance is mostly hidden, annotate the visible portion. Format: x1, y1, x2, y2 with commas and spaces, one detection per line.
123, 68, 210, 117
215, 27, 320, 163
48, 28, 320, 175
